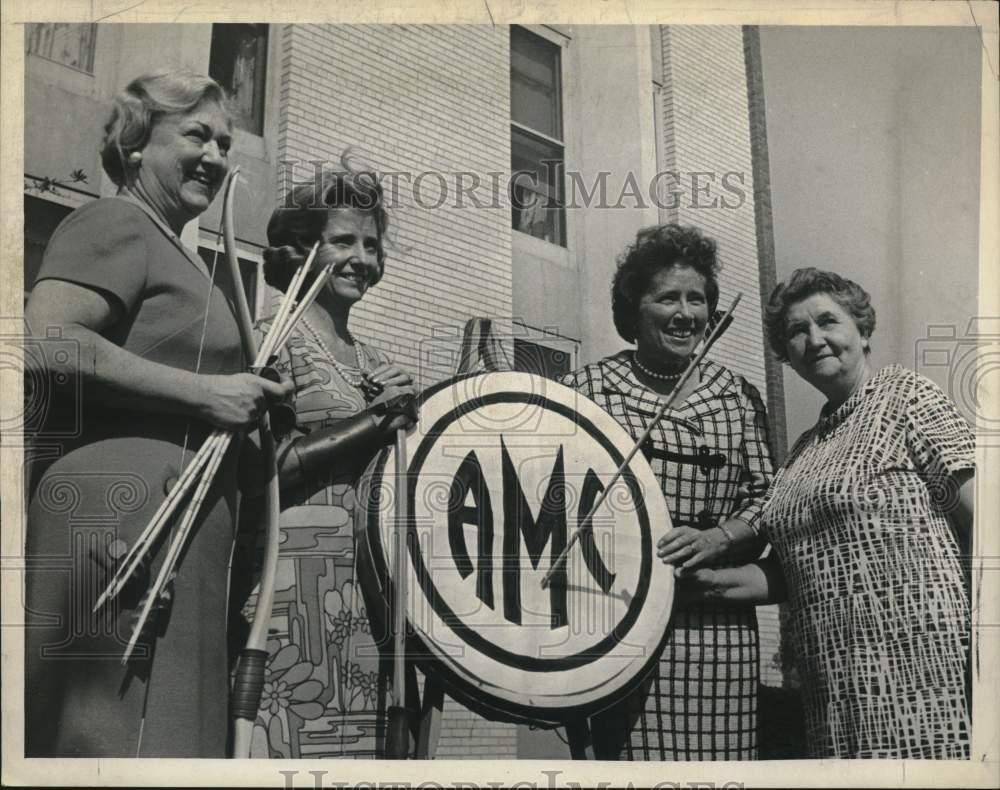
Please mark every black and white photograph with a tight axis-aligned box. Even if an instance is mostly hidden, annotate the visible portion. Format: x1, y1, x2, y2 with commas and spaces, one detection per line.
2, 1, 997, 787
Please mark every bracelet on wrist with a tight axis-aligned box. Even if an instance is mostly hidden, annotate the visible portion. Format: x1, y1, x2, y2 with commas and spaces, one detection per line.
716, 523, 736, 545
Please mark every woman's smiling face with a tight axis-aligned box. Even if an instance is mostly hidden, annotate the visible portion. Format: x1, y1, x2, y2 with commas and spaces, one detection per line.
783, 292, 870, 402
136, 99, 231, 228
634, 264, 710, 367
317, 208, 382, 305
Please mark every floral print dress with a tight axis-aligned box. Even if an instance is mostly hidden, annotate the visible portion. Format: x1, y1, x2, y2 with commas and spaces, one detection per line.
244, 316, 392, 759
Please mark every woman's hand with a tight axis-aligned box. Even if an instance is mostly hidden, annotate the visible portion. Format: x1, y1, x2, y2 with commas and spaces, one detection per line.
673, 567, 721, 605
657, 525, 731, 569
368, 384, 419, 433
363, 363, 416, 394
196, 372, 294, 431
674, 558, 787, 605
362, 363, 418, 432
658, 517, 760, 569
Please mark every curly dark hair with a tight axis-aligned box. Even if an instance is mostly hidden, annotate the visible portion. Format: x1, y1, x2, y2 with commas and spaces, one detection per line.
611, 224, 720, 343
264, 154, 390, 293
765, 267, 876, 362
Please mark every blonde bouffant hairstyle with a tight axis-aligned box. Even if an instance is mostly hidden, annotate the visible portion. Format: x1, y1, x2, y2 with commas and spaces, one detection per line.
100, 70, 230, 187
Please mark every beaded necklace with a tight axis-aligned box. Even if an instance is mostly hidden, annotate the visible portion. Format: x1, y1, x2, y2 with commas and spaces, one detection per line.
301, 316, 367, 388
632, 351, 684, 383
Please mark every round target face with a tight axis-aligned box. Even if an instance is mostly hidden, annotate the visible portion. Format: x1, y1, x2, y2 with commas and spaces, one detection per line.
357, 371, 674, 722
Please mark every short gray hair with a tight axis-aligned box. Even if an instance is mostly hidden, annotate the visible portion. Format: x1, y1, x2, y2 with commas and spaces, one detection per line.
765, 267, 877, 362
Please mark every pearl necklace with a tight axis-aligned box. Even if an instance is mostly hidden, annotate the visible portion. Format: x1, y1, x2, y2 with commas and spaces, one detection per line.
632, 351, 684, 383
301, 316, 367, 388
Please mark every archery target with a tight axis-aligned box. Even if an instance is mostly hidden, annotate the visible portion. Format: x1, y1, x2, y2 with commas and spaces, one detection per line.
356, 371, 674, 722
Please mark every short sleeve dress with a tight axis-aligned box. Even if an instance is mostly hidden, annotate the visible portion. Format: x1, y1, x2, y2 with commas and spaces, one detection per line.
561, 352, 775, 760
758, 365, 973, 758
242, 314, 394, 759
24, 198, 244, 757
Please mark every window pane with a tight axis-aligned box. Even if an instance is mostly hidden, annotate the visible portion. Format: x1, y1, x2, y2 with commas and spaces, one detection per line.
510, 27, 562, 140
209, 24, 268, 135
511, 127, 565, 247
26, 23, 97, 73
513, 338, 572, 380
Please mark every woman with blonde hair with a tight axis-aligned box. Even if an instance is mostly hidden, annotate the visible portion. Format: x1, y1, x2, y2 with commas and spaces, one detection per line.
24, 70, 290, 757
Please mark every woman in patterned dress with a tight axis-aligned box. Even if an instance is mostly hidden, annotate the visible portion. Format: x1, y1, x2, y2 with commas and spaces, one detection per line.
560, 224, 775, 760
677, 268, 975, 758
237, 166, 418, 758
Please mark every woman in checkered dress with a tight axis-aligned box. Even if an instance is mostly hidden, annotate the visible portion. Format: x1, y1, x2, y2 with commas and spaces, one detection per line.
679, 268, 974, 758
560, 224, 775, 760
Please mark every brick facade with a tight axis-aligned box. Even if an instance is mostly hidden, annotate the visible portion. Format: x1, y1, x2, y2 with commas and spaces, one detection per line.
275, 24, 513, 390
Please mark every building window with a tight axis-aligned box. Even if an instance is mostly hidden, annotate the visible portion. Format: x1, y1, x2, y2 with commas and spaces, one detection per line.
209, 24, 268, 136
510, 27, 566, 247
26, 23, 97, 73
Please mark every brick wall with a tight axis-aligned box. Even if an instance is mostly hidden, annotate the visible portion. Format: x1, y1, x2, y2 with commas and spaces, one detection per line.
656, 25, 783, 689
276, 24, 513, 390
434, 697, 520, 759
275, 23, 519, 758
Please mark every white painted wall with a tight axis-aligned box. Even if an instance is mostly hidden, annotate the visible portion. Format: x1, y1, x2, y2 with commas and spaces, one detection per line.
759, 26, 981, 443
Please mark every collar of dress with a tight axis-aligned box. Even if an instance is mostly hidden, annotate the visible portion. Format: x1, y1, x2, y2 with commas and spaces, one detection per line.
592, 350, 739, 426
814, 364, 903, 434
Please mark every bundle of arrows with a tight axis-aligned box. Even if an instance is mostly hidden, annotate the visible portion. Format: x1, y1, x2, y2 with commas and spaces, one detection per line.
94, 239, 326, 662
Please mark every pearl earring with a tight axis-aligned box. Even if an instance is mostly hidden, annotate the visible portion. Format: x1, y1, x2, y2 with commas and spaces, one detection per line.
128, 151, 143, 164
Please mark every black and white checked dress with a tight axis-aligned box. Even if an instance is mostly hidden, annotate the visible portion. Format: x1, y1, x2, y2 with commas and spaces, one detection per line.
758, 365, 972, 758
561, 352, 775, 760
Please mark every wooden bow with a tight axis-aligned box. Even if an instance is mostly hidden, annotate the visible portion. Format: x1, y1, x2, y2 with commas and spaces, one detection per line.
220, 167, 282, 758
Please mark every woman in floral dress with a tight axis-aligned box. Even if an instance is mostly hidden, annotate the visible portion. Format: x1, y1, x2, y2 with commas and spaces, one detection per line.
239, 165, 417, 759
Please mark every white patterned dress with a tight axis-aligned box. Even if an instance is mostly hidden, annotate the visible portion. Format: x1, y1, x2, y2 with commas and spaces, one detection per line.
758, 365, 973, 758
562, 352, 775, 760
240, 316, 396, 759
